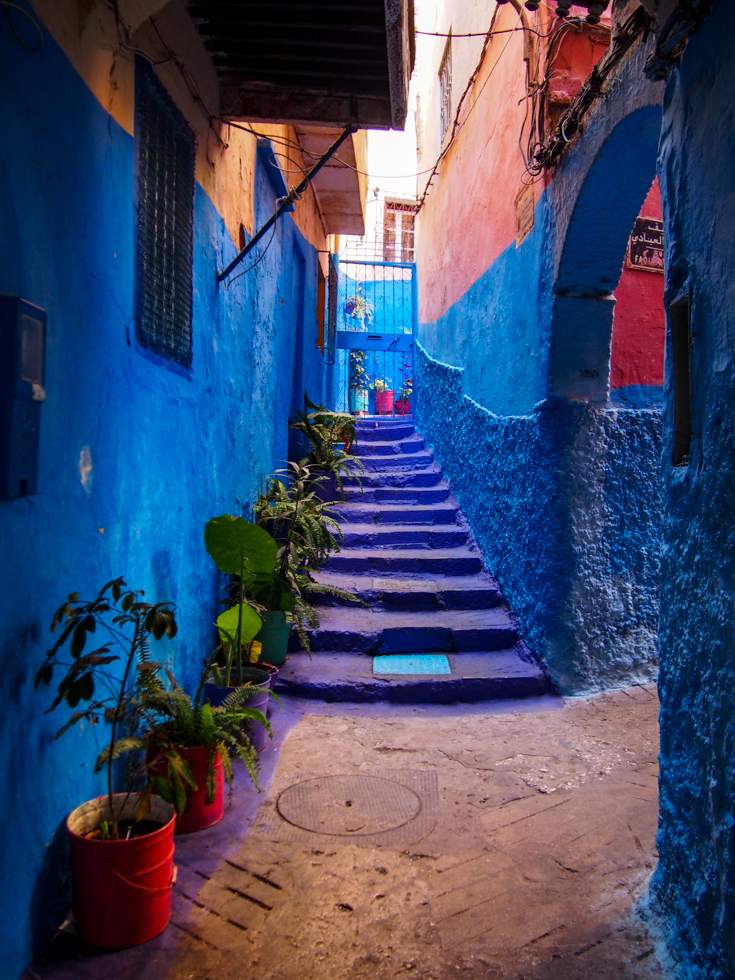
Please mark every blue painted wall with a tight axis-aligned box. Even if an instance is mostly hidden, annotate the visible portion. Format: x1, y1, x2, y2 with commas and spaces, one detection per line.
416, 161, 662, 694
651, 3, 735, 976
418, 196, 551, 417
0, 16, 325, 979
415, 344, 662, 694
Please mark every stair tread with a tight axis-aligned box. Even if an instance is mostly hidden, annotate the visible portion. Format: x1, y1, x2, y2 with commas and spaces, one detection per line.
309, 607, 512, 629
274, 652, 550, 704
316, 572, 501, 592
331, 501, 457, 514
330, 546, 476, 560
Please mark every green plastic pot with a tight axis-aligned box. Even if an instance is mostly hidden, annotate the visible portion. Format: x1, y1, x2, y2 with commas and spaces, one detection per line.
255, 611, 291, 666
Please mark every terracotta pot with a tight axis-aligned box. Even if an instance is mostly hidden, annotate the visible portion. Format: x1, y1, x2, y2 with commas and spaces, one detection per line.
395, 398, 411, 415
67, 793, 176, 948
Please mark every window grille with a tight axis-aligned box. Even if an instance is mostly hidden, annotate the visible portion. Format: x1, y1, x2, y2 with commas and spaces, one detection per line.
439, 35, 452, 145
134, 57, 196, 367
383, 201, 418, 263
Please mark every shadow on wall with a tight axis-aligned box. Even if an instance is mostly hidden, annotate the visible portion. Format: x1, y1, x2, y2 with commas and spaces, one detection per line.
415, 343, 662, 695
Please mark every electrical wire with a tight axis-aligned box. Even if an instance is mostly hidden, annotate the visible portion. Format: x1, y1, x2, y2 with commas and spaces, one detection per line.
416, 7, 523, 212
1, 0, 43, 51
224, 200, 280, 287
416, 25, 557, 39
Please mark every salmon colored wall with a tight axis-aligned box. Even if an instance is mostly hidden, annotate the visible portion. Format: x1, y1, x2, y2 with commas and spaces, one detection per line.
610, 179, 665, 391
416, 5, 544, 324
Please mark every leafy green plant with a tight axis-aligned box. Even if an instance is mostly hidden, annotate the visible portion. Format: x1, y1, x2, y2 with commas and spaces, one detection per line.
370, 377, 392, 393
344, 284, 373, 329
35, 578, 177, 839
348, 349, 370, 393
397, 356, 412, 402
204, 516, 295, 686
254, 461, 362, 651
140, 659, 270, 811
288, 395, 364, 497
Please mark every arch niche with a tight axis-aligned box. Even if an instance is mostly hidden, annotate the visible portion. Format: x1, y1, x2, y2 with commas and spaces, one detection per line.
549, 40, 664, 402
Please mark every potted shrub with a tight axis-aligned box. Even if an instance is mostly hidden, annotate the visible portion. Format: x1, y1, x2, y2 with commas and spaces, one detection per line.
254, 461, 362, 654
348, 349, 369, 415
288, 395, 364, 500
371, 378, 394, 415
35, 579, 179, 949
141, 658, 265, 833
396, 377, 412, 416
203, 516, 286, 746
204, 514, 293, 666
344, 284, 373, 329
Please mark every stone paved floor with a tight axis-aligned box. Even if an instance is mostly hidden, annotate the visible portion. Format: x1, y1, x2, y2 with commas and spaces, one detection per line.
160, 685, 662, 980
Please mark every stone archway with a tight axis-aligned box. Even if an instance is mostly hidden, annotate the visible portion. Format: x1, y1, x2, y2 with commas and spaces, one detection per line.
549, 39, 664, 402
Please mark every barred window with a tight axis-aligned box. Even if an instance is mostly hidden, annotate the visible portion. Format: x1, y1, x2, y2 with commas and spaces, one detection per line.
134, 57, 196, 367
384, 201, 418, 263
439, 35, 452, 145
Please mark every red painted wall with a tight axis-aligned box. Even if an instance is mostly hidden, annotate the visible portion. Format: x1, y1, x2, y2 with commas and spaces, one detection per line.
610, 179, 665, 392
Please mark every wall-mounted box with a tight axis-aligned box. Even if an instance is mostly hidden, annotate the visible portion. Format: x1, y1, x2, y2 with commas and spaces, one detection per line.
0, 297, 46, 498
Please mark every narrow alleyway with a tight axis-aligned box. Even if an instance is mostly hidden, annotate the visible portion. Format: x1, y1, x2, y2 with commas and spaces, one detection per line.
32, 687, 662, 980
279, 418, 547, 701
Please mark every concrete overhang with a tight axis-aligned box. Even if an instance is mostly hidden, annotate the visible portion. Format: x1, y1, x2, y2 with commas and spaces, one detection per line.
294, 126, 367, 236
187, 0, 415, 131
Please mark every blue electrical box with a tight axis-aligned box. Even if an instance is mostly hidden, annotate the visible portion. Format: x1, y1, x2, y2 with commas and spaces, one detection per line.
0, 297, 46, 498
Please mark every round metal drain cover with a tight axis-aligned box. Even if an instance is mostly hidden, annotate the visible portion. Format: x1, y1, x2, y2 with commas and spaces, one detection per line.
277, 774, 422, 836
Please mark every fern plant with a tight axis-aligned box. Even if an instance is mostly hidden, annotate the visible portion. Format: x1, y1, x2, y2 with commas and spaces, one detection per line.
253, 461, 362, 651
35, 578, 177, 840
140, 662, 269, 812
288, 395, 364, 498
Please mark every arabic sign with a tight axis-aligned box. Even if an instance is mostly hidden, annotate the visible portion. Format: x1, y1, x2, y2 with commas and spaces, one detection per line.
627, 216, 664, 273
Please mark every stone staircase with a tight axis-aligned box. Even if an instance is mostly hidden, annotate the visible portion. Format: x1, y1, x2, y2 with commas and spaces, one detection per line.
274, 418, 550, 703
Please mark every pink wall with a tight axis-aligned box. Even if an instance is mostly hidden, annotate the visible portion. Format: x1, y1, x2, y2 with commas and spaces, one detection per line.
610, 179, 665, 393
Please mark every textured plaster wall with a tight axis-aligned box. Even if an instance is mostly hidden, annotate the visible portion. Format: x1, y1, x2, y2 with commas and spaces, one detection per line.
651, 3, 735, 976
415, 344, 662, 695
0, 17, 325, 980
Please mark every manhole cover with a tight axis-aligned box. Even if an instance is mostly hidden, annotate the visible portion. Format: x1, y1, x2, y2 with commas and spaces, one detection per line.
277, 774, 422, 836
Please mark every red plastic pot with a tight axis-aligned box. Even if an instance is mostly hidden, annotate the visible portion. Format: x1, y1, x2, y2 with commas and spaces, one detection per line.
375, 390, 394, 414
149, 744, 224, 834
67, 793, 176, 949
395, 398, 411, 416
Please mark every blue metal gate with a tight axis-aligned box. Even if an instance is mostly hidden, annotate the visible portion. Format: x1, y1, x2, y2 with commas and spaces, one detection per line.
329, 256, 417, 419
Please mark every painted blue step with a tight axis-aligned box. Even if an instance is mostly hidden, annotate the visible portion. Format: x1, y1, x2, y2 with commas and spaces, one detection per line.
340, 523, 468, 549
353, 439, 425, 456
293, 608, 517, 654
361, 452, 435, 472
325, 547, 483, 576
331, 502, 459, 525
342, 468, 444, 489
312, 573, 504, 610
342, 486, 452, 504
356, 424, 415, 442
274, 651, 550, 703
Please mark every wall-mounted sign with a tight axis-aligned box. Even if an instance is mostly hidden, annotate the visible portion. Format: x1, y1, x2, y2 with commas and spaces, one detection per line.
515, 183, 535, 247
627, 216, 664, 273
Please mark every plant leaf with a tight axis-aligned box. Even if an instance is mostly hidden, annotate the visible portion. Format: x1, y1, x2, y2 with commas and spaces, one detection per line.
215, 603, 262, 648
204, 515, 278, 577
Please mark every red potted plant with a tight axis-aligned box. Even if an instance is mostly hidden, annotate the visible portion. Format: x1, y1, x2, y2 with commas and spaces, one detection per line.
142, 657, 265, 833
36, 579, 180, 949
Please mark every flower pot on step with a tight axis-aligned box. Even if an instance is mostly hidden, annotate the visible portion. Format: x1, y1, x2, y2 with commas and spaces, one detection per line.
395, 398, 411, 416
253, 662, 280, 719
66, 793, 176, 949
149, 743, 224, 834
375, 390, 394, 414
255, 610, 291, 666
205, 666, 271, 751
349, 388, 368, 414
